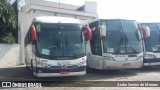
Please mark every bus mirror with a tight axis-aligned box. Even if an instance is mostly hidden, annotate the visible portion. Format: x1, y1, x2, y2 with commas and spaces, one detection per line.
83, 26, 92, 41
31, 25, 37, 41
140, 26, 150, 38
82, 26, 92, 41
100, 26, 106, 36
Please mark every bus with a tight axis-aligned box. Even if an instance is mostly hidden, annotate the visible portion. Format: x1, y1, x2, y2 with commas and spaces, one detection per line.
24, 16, 92, 77
141, 23, 160, 66
85, 19, 150, 70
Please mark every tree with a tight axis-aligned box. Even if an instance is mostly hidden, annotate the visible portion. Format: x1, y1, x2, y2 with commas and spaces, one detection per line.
0, 0, 17, 43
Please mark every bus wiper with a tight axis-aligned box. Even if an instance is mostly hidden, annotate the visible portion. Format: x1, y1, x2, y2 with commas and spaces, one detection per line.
58, 23, 63, 48
124, 33, 128, 45
65, 35, 77, 56
124, 33, 128, 53
120, 32, 124, 45
124, 33, 137, 53
58, 23, 64, 56
65, 35, 68, 49
116, 31, 125, 53
64, 35, 72, 56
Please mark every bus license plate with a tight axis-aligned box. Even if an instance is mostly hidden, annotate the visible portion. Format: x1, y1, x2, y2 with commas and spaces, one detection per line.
123, 63, 130, 67
60, 71, 69, 74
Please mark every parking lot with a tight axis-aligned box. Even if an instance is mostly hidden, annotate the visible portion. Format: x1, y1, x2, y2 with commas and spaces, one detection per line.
1, 65, 160, 90
1, 65, 160, 82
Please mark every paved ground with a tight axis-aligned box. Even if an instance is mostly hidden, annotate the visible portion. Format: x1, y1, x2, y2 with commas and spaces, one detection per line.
1, 65, 160, 89
1, 65, 160, 81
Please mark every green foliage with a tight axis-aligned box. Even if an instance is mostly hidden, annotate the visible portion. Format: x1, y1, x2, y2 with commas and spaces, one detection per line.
1, 33, 15, 44
0, 0, 17, 44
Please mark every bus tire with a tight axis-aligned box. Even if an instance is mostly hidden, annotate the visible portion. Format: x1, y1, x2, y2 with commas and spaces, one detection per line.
25, 58, 29, 70
86, 66, 92, 72
31, 59, 33, 71
31, 59, 37, 77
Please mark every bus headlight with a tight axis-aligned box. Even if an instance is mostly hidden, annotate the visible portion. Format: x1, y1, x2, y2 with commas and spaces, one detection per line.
103, 56, 116, 61
144, 54, 156, 59
40, 62, 50, 68
41, 62, 47, 67
77, 60, 86, 66
136, 56, 143, 60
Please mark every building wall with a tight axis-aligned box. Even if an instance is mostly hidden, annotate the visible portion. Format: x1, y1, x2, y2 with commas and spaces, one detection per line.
84, 1, 97, 13
0, 44, 20, 68
56, 13, 75, 18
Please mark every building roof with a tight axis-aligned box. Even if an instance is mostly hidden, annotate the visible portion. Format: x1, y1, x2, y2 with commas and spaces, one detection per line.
27, 0, 81, 11
22, 0, 98, 18
34, 16, 81, 24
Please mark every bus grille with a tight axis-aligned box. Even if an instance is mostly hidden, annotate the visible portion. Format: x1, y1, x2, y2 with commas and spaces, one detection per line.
67, 65, 79, 69
49, 65, 79, 69
49, 66, 62, 69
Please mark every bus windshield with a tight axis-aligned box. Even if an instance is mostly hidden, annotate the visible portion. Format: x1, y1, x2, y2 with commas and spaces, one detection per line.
143, 23, 160, 52
36, 23, 85, 58
102, 20, 143, 54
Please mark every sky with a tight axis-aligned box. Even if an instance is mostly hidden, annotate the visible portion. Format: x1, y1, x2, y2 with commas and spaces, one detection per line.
45, 0, 160, 23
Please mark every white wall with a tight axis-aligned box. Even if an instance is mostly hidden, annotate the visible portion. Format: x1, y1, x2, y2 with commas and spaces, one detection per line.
0, 44, 20, 68
85, 1, 97, 14
56, 13, 75, 18
19, 12, 40, 65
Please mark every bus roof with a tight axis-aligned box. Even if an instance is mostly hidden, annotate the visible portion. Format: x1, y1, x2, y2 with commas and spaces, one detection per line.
141, 23, 160, 25
33, 16, 81, 24
86, 18, 136, 25
100, 18, 135, 21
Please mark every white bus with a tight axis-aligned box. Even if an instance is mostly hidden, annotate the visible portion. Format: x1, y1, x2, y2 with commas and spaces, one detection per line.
24, 16, 92, 77
141, 23, 160, 66
86, 19, 150, 70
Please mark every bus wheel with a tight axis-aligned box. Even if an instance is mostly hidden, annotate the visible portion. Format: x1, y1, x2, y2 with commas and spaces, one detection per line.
31, 60, 38, 77
31, 59, 33, 71
31, 59, 36, 76
86, 66, 92, 72
25, 59, 29, 70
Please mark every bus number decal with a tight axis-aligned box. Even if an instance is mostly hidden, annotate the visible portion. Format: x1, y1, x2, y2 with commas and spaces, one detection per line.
115, 55, 126, 57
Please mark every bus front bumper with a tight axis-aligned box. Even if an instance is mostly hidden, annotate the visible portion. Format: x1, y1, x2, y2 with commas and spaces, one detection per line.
33, 66, 86, 77
143, 58, 160, 66
34, 71, 86, 77
103, 60, 143, 69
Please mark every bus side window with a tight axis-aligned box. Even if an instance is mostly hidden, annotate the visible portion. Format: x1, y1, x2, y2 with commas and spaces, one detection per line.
28, 27, 31, 42
89, 21, 99, 29
89, 21, 102, 56
91, 30, 102, 56
25, 27, 31, 45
